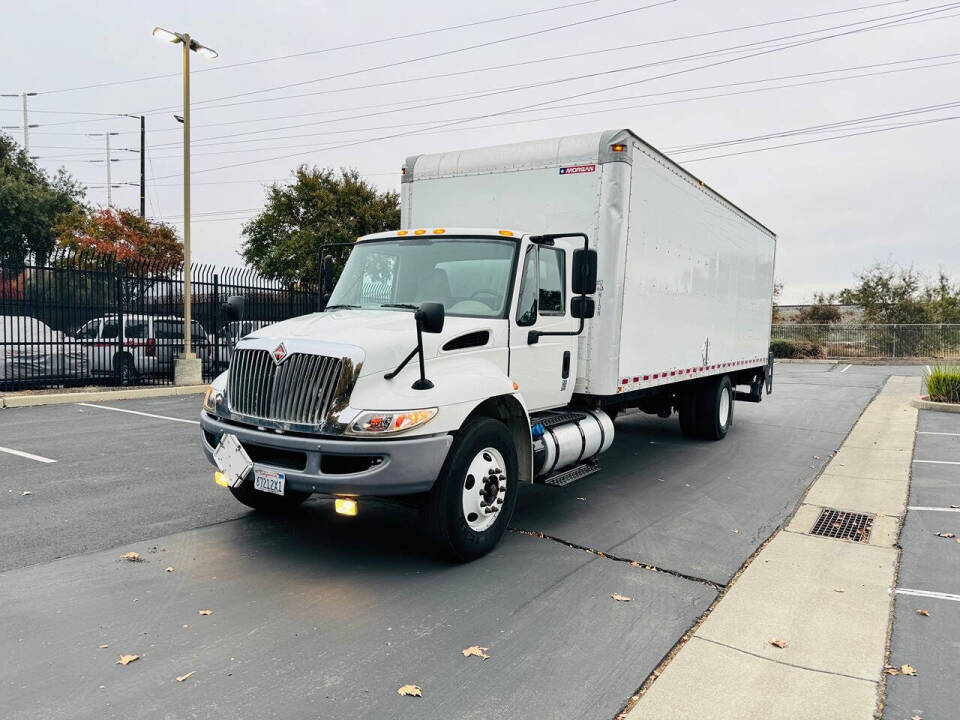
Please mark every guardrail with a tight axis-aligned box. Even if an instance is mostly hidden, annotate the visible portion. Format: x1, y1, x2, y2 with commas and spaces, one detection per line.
772, 324, 960, 359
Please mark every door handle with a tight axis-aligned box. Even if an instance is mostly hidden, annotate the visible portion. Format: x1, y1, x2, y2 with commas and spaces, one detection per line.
562, 351, 570, 379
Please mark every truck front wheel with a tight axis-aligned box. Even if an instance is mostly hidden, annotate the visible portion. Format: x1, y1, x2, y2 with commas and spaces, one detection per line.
423, 417, 518, 562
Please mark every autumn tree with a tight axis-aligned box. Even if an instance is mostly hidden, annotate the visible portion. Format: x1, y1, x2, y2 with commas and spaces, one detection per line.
241, 166, 400, 285
0, 132, 84, 265
56, 207, 183, 268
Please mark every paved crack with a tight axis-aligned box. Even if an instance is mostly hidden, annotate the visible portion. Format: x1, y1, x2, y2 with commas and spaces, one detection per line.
508, 526, 722, 591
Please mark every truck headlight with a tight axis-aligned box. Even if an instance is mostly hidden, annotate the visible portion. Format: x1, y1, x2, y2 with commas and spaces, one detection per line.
203, 386, 223, 414
349, 408, 438, 435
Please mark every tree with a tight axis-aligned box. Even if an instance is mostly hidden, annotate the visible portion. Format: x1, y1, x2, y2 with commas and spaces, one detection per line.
241, 166, 400, 285
56, 207, 183, 268
771, 280, 784, 323
0, 132, 85, 265
839, 264, 933, 323
796, 292, 842, 324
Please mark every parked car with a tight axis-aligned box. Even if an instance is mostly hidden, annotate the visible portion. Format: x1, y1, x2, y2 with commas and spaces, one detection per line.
76, 314, 215, 385
1, 315, 88, 387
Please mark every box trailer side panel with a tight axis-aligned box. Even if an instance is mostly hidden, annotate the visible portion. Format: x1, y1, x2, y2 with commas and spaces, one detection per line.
612, 141, 776, 397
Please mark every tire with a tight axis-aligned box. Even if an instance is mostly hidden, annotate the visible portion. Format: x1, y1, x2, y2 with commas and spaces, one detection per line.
695, 375, 734, 440
422, 417, 519, 562
229, 480, 311, 513
678, 391, 698, 438
115, 354, 137, 386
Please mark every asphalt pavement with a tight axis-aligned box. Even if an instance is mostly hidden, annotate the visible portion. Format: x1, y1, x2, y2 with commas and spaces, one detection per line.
0, 363, 928, 719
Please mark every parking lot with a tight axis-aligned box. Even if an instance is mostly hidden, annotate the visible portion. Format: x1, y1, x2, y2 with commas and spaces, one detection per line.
0, 362, 938, 719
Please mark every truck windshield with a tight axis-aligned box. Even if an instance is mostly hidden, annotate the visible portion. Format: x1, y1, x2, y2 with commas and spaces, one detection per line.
327, 237, 517, 317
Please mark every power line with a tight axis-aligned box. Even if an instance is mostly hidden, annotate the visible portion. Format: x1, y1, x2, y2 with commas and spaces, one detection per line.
34, 0, 610, 95
150, 0, 960, 179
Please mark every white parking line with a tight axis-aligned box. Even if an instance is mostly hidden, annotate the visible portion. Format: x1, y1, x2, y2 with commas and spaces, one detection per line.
76, 402, 200, 425
840, 364, 852, 373
907, 506, 960, 512
896, 588, 960, 603
917, 431, 960, 437
913, 459, 960, 466
0, 446, 57, 464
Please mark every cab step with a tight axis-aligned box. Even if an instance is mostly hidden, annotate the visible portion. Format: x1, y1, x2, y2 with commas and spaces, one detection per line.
537, 461, 601, 487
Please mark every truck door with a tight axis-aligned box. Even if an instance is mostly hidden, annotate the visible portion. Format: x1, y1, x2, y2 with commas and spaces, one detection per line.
509, 242, 578, 412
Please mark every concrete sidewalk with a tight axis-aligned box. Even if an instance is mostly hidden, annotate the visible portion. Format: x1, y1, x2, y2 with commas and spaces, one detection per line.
626, 376, 919, 720
0, 383, 207, 408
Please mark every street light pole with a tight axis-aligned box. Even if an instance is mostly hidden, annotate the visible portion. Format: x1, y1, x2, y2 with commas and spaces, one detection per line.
139, 115, 145, 218
182, 32, 193, 362
153, 26, 217, 385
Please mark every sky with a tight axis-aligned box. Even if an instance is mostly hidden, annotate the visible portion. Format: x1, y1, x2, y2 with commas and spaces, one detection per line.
2, 0, 958, 303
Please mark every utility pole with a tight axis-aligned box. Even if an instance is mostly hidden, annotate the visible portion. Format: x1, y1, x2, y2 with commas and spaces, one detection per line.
1, 92, 37, 154
140, 115, 146, 218
105, 132, 113, 207
182, 32, 193, 360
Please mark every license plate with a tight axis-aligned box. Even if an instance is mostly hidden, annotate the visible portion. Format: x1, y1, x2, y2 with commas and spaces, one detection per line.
253, 468, 285, 496
213, 433, 252, 487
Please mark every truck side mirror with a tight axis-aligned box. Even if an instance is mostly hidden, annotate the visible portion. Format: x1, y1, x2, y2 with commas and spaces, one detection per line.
417, 302, 445, 334
223, 295, 246, 322
322, 254, 335, 293
571, 296, 595, 319
572, 249, 598, 295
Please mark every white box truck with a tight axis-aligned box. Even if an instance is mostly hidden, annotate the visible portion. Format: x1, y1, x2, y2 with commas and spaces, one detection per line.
201, 129, 777, 561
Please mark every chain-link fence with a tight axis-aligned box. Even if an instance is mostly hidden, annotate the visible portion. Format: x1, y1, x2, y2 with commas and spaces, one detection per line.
772, 324, 960, 359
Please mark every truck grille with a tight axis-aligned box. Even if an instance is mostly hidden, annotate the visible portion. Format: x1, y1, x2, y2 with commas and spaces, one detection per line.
228, 348, 343, 426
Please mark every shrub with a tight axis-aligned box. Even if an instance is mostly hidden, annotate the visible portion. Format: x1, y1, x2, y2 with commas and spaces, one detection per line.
925, 366, 960, 403
770, 339, 827, 359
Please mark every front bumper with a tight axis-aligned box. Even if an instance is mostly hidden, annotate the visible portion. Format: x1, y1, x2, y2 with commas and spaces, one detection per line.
200, 412, 452, 496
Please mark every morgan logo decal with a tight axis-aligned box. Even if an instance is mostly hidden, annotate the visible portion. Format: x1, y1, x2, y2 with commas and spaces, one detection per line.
559, 164, 596, 175
272, 343, 288, 364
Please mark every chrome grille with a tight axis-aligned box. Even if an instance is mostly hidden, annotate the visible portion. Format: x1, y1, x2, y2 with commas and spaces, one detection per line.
228, 349, 343, 425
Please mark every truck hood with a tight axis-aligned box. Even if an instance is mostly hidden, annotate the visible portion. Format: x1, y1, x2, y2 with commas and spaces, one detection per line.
244, 310, 493, 376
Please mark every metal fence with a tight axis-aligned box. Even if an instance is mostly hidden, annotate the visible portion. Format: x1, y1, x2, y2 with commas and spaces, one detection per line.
1, 249, 321, 390
772, 324, 960, 359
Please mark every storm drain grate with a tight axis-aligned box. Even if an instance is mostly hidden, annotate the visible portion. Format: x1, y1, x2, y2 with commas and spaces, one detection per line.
810, 508, 874, 542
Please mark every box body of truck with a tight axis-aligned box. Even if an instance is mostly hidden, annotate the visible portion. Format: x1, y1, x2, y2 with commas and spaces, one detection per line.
402, 128, 777, 401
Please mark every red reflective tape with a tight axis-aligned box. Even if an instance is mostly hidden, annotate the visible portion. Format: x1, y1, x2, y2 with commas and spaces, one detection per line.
622, 378, 629, 385
670, 371, 676, 376
643, 375, 650, 381
633, 376, 639, 383
652, 373, 659, 379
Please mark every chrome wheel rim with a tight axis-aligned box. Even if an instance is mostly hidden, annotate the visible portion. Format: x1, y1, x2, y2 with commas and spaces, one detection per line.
462, 447, 507, 532
719, 386, 731, 427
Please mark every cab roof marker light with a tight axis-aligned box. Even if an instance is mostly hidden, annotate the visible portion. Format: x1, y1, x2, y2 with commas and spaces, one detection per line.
611, 143, 626, 152
414, 229, 427, 235
433, 228, 446, 234
397, 230, 409, 236
498, 230, 514, 237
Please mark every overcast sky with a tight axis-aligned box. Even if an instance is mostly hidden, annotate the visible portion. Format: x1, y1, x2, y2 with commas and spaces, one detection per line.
2, 0, 958, 303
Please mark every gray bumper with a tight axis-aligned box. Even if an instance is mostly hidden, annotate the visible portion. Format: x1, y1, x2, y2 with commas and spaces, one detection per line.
200, 413, 452, 496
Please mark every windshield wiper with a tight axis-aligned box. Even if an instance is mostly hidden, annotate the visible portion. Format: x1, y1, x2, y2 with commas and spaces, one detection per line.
324, 304, 360, 311
380, 303, 418, 310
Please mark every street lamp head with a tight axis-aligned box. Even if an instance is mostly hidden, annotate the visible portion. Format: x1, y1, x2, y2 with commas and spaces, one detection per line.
152, 27, 181, 44
193, 44, 218, 60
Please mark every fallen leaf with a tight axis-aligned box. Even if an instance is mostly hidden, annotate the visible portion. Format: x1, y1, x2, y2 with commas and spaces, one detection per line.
629, 561, 641, 568
120, 552, 143, 562
900, 664, 916, 676
884, 666, 899, 676
769, 638, 787, 649
21, 491, 31, 496
176, 671, 195, 682
165, 567, 175, 573
834, 588, 845, 593
611, 593, 632, 602
935, 532, 955, 538
397, 684, 422, 697
116, 654, 139, 666
98, 643, 109, 649
198, 610, 213, 616
916, 609, 930, 617
461, 645, 490, 660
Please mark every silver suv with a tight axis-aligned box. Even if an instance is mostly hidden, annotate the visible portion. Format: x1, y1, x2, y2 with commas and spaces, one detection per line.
76, 314, 213, 384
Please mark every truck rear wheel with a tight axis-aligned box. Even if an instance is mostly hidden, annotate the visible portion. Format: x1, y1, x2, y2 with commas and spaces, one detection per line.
229, 480, 311, 513
422, 417, 518, 562
695, 375, 734, 440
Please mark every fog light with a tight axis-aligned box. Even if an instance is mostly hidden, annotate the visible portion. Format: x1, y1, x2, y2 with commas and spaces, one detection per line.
215, 471, 230, 487
335, 498, 358, 516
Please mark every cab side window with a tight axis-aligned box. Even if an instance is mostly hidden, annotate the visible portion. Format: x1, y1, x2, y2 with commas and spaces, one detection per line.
538, 247, 565, 315
515, 247, 538, 327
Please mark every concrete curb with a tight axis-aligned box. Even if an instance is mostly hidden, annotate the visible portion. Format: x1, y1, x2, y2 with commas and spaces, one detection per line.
0, 384, 207, 409
776, 358, 944, 366
911, 395, 960, 413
